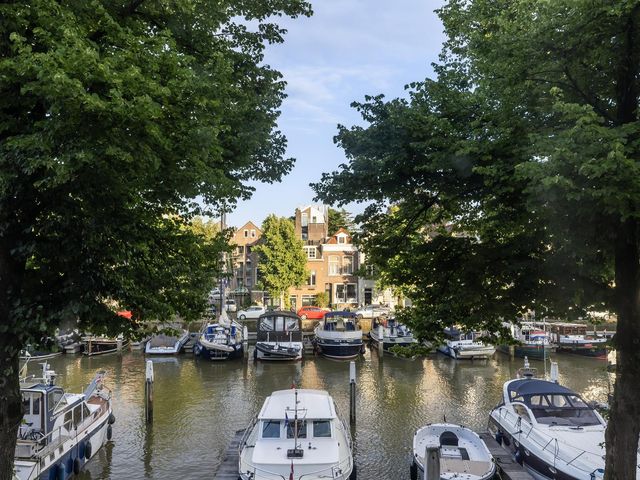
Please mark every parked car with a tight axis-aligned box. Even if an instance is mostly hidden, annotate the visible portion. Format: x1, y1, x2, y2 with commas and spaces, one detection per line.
237, 305, 266, 320
297, 306, 329, 320
225, 299, 237, 312
354, 304, 391, 320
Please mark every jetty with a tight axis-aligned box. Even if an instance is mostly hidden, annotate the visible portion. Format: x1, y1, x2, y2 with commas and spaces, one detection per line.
213, 428, 246, 479
478, 432, 533, 480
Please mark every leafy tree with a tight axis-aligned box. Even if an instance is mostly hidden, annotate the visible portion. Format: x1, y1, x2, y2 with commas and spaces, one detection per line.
315, 292, 329, 308
0, 0, 311, 474
313, 1, 640, 476
327, 207, 355, 236
254, 215, 307, 308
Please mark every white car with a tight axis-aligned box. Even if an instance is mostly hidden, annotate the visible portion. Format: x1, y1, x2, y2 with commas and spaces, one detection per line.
354, 304, 391, 319
225, 299, 237, 312
236, 305, 266, 320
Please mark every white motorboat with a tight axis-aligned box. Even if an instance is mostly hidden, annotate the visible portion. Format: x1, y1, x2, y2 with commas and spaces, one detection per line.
411, 423, 495, 480
145, 330, 190, 355
368, 317, 417, 352
238, 389, 354, 479
193, 318, 244, 360
14, 361, 115, 480
437, 328, 496, 360
488, 368, 638, 479
254, 311, 303, 361
313, 311, 364, 359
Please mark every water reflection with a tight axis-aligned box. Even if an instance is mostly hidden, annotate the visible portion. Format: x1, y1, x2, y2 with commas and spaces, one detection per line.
42, 348, 611, 480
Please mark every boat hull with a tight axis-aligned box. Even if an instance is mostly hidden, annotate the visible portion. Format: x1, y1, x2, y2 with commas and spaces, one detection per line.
315, 339, 364, 359
497, 344, 554, 360
254, 342, 302, 361
368, 333, 417, 352
194, 341, 243, 360
556, 344, 607, 358
437, 345, 496, 360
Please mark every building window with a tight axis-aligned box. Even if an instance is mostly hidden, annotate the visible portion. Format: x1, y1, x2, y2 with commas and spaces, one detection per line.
365, 264, 375, 276
337, 235, 346, 244
342, 256, 353, 275
302, 294, 316, 306
244, 229, 249, 238
329, 256, 339, 276
301, 212, 309, 227
305, 247, 317, 259
251, 229, 256, 238
307, 270, 316, 286
236, 245, 245, 256
336, 284, 357, 303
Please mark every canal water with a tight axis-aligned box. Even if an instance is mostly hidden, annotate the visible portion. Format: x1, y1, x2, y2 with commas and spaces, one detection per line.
43, 348, 612, 479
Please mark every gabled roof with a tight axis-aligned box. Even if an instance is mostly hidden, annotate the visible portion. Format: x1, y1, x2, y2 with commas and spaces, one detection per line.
326, 228, 351, 244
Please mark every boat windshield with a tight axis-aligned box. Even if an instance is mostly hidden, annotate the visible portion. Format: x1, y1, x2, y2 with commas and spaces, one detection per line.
526, 394, 601, 426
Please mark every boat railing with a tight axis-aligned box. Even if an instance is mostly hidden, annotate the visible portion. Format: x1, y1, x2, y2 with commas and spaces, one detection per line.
16, 417, 75, 459
497, 407, 604, 474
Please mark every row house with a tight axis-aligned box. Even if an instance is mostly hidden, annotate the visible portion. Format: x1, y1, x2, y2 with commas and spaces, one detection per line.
288, 205, 359, 310
230, 221, 262, 303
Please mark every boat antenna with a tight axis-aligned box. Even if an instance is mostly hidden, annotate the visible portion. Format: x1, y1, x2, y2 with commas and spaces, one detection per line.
294, 388, 299, 449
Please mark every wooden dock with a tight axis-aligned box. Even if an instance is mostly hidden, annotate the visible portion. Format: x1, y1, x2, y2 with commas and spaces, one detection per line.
213, 428, 246, 479
478, 432, 534, 480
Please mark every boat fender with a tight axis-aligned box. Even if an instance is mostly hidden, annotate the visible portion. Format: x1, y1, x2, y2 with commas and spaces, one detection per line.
253, 348, 258, 361
495, 430, 503, 445
107, 425, 113, 441
57, 463, 66, 480
84, 440, 93, 459
409, 461, 417, 480
349, 464, 357, 480
78, 441, 85, 459
73, 457, 82, 475
514, 449, 523, 465
109, 413, 116, 425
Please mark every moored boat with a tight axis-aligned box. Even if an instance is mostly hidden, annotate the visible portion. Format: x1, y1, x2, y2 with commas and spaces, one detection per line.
410, 423, 495, 480
547, 322, 608, 358
368, 317, 417, 352
145, 330, 190, 355
488, 366, 635, 479
193, 320, 244, 360
14, 361, 115, 480
313, 311, 364, 359
497, 322, 555, 360
238, 388, 354, 479
254, 310, 303, 361
437, 327, 496, 360
82, 335, 128, 356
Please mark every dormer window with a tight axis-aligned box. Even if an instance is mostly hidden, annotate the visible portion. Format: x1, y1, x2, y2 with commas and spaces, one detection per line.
337, 235, 346, 244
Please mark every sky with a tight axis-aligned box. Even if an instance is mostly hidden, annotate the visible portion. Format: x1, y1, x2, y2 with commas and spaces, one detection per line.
226, 0, 445, 228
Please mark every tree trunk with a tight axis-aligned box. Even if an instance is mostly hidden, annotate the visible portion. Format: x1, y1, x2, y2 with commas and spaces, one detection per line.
0, 337, 21, 480
0, 239, 25, 477
604, 218, 640, 479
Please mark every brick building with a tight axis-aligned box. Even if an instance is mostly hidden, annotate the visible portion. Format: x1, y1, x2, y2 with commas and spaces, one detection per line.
230, 221, 262, 304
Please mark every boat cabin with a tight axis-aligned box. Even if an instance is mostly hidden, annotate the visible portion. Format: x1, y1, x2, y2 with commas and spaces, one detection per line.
504, 379, 603, 427
322, 312, 359, 332
443, 328, 483, 342
257, 311, 302, 342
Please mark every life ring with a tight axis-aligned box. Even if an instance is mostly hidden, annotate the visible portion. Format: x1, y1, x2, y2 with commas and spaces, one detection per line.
84, 440, 93, 459
73, 457, 82, 475
107, 425, 113, 441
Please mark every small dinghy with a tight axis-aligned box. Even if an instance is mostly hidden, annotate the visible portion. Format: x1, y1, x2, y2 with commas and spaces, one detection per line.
411, 423, 495, 480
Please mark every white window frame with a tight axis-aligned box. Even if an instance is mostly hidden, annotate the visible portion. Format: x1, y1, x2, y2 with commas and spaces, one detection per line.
328, 256, 340, 276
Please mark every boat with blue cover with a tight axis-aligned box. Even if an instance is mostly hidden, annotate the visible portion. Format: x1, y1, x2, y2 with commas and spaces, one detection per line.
14, 361, 114, 480
313, 311, 364, 359
193, 317, 244, 360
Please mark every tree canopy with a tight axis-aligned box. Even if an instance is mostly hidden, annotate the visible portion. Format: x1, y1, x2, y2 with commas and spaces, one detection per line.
0, 0, 311, 475
313, 1, 639, 476
254, 215, 307, 308
327, 207, 355, 236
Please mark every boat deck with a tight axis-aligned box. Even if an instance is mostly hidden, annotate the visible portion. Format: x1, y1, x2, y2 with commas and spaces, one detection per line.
213, 428, 246, 479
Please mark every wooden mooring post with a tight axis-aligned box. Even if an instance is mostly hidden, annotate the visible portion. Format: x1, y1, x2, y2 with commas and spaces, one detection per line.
378, 324, 384, 358
349, 361, 356, 424
145, 360, 154, 424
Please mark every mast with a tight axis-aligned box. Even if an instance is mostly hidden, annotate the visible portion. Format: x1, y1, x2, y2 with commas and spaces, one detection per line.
293, 388, 298, 448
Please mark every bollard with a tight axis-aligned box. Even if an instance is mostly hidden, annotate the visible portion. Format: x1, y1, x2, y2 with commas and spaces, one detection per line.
550, 361, 559, 383
243, 325, 249, 359
117, 336, 123, 352
424, 446, 440, 480
349, 361, 356, 424
145, 360, 154, 424
378, 324, 384, 358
